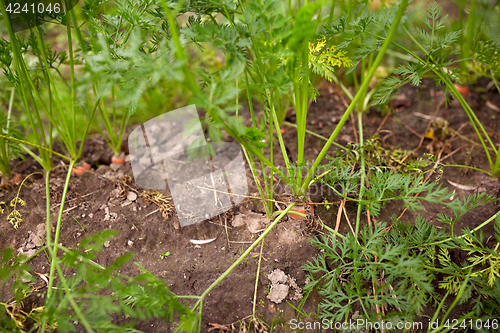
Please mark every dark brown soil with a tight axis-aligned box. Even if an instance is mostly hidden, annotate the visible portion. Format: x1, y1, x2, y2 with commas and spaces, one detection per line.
1, 78, 499, 332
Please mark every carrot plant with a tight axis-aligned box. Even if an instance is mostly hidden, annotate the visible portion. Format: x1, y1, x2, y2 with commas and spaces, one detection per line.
375, 1, 500, 178
302, 153, 500, 324
80, 0, 165, 155
0, 3, 112, 332
0, 95, 23, 180
319, 1, 402, 114
303, 210, 500, 325
178, 0, 408, 217
1, 0, 497, 330
0, 0, 245, 330
0, 232, 200, 332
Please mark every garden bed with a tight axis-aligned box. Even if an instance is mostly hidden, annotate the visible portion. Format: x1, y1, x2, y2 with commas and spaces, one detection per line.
1, 78, 499, 332
1, 0, 500, 331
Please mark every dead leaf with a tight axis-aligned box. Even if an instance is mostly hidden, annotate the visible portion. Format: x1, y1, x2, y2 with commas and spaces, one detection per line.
190, 238, 216, 245
35, 272, 49, 286
447, 179, 477, 191
424, 129, 435, 140
486, 100, 500, 112
252, 318, 268, 333
239, 322, 247, 333
209, 323, 229, 331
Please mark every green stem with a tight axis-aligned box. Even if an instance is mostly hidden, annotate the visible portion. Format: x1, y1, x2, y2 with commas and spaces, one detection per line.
65, 2, 77, 150
464, 0, 477, 65
458, 0, 464, 72
0, 0, 51, 170
0, 134, 70, 161
271, 104, 292, 178
34, 27, 73, 154
429, 290, 449, 326
328, 0, 335, 24
49, 241, 95, 332
355, 111, 366, 238
244, 70, 257, 128
411, 209, 500, 250
160, 0, 198, 95
400, 26, 498, 175
283, 121, 346, 150
428, 269, 472, 333
192, 203, 295, 310
444, 164, 492, 176
252, 240, 264, 318
268, 95, 274, 211
40, 170, 52, 333
242, 148, 272, 216
46, 160, 76, 300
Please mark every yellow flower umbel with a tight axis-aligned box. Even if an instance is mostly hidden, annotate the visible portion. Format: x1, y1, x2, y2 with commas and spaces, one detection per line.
308, 37, 352, 82
0, 197, 27, 229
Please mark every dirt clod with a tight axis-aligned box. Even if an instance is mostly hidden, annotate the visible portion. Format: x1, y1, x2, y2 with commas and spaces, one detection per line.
267, 283, 289, 303
267, 269, 287, 285
266, 269, 303, 303
244, 211, 267, 233
110, 163, 122, 172
231, 214, 246, 227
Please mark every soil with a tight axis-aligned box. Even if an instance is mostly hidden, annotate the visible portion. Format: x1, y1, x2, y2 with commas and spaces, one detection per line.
1, 78, 499, 332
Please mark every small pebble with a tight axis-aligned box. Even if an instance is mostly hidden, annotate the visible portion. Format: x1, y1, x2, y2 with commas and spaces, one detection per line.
127, 240, 134, 247
127, 191, 137, 201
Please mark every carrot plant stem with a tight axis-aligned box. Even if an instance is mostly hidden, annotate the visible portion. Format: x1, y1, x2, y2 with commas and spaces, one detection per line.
34, 27, 73, 154
65, 1, 77, 152
354, 110, 366, 238
252, 240, 265, 318
193, 203, 295, 311
328, 0, 336, 24
46, 160, 76, 300
410, 209, 500, 250
271, 104, 292, 178
428, 269, 472, 333
242, 147, 272, 216
399, 26, 498, 176
40, 171, 52, 333
0, 0, 52, 170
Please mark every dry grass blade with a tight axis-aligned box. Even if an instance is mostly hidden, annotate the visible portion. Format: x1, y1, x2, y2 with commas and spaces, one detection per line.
139, 190, 175, 220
